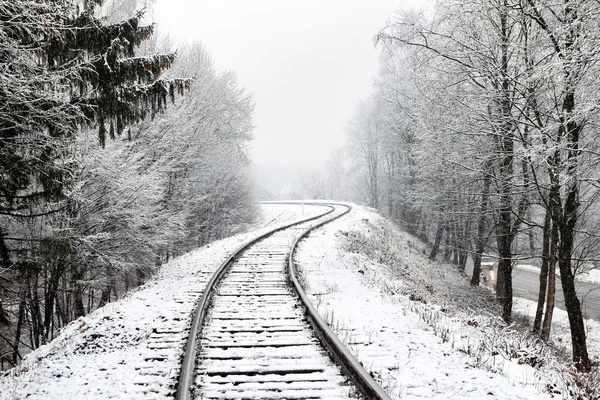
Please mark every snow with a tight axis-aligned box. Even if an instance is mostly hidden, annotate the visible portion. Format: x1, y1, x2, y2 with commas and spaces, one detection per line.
294, 204, 589, 399
0, 203, 327, 400
1, 201, 596, 399
256, 202, 325, 228
512, 297, 600, 364
575, 269, 600, 285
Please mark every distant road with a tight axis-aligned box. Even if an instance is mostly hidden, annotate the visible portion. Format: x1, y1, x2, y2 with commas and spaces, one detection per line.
509, 267, 600, 321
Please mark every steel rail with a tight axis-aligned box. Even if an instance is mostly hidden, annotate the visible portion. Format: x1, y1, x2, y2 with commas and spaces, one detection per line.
175, 203, 335, 400
287, 203, 393, 400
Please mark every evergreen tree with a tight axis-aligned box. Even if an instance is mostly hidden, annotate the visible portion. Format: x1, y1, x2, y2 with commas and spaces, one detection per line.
0, 0, 188, 334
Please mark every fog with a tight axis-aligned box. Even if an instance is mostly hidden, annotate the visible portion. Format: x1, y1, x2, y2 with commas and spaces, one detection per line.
153, 0, 427, 198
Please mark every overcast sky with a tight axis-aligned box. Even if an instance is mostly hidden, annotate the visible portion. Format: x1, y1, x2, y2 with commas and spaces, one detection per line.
153, 0, 427, 170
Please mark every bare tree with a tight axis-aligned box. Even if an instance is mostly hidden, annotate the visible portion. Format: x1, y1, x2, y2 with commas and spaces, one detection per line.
346, 99, 389, 209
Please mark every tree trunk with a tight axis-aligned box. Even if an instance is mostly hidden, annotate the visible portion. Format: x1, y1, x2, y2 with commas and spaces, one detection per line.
0, 226, 9, 268
98, 286, 111, 308
43, 265, 62, 342
98, 268, 117, 308
459, 237, 469, 272
29, 270, 42, 348
554, 140, 590, 369
528, 214, 535, 257
387, 155, 395, 217
444, 224, 452, 262
417, 212, 428, 241
456, 219, 469, 270
524, 0, 591, 371
557, 221, 590, 370
0, 226, 11, 327
58, 272, 70, 327
452, 222, 459, 265
495, 0, 515, 324
541, 218, 557, 341
471, 252, 482, 286
471, 164, 491, 286
429, 215, 445, 260
72, 265, 86, 318
551, 85, 590, 370
533, 210, 551, 333
496, 159, 515, 323
12, 294, 27, 365
496, 251, 513, 323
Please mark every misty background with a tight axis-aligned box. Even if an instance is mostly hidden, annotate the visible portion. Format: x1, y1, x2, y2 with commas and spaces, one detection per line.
153, 0, 427, 199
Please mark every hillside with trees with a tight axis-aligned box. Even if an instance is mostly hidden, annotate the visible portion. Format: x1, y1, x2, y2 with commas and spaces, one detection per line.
0, 0, 256, 368
325, 0, 600, 372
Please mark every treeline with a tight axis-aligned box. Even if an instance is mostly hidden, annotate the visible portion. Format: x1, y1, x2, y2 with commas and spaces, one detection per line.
338, 0, 600, 371
0, 0, 256, 368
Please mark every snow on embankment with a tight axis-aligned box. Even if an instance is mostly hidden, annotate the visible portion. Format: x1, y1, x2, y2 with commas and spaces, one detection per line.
0, 203, 326, 400
296, 204, 593, 400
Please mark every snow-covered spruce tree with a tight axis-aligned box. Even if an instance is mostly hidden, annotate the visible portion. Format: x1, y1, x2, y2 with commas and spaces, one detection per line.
0, 0, 188, 365
61, 0, 190, 146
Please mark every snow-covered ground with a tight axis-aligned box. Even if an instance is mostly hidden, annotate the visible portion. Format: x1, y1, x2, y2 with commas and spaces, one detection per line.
513, 297, 600, 365
580, 269, 600, 285
295, 204, 598, 399
0, 203, 327, 400
2, 202, 597, 399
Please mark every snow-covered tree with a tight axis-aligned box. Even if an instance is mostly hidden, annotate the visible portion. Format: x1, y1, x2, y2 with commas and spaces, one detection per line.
368, 0, 600, 370
36, 40, 257, 337
0, 0, 189, 365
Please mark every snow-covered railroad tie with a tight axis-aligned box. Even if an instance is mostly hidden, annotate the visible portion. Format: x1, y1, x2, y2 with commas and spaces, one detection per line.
176, 203, 391, 400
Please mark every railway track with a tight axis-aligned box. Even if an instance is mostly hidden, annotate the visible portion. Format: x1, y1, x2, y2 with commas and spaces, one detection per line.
175, 202, 391, 400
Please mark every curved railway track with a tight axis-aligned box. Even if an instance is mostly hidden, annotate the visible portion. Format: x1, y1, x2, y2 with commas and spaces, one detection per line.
175, 202, 391, 400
